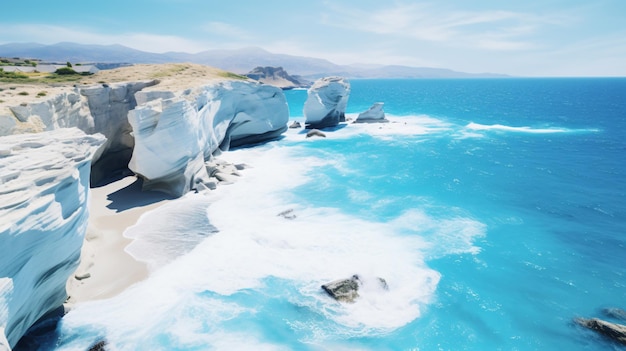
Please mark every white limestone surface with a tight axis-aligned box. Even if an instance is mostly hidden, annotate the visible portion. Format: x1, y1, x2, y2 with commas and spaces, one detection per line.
0, 88, 92, 137
128, 80, 288, 197
0, 128, 105, 349
303, 77, 350, 129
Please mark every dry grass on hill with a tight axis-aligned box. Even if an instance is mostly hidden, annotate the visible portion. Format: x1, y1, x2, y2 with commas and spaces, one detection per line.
0, 63, 250, 109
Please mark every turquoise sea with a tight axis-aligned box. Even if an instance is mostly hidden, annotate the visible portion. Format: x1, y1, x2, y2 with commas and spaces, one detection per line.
24, 78, 626, 350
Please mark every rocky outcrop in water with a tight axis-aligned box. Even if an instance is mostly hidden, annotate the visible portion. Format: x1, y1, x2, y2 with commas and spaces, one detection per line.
576, 317, 626, 345
0, 128, 105, 349
355, 102, 388, 123
303, 77, 350, 129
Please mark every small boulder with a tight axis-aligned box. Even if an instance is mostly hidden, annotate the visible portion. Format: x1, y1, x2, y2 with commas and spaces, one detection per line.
576, 317, 626, 345
289, 121, 302, 129
306, 129, 326, 138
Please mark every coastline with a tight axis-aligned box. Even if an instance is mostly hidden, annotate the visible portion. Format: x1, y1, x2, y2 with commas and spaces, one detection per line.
65, 176, 172, 306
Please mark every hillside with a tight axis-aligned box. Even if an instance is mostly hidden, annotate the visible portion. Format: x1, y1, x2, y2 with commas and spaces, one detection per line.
0, 42, 509, 79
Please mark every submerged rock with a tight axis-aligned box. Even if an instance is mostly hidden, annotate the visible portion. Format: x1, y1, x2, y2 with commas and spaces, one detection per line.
576, 317, 626, 345
355, 102, 388, 123
603, 307, 626, 322
304, 77, 350, 129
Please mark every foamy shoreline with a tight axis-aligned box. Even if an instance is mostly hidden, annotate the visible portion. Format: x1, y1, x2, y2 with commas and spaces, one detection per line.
65, 176, 172, 306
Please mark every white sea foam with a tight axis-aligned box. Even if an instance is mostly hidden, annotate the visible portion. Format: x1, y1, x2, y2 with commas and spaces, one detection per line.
283, 114, 452, 142
59, 141, 485, 348
464, 122, 598, 135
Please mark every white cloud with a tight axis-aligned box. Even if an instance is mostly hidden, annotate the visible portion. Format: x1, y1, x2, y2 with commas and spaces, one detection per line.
201, 21, 252, 40
322, 2, 566, 52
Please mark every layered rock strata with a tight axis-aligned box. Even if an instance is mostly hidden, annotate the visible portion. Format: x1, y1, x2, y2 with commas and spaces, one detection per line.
0, 128, 105, 349
303, 77, 350, 129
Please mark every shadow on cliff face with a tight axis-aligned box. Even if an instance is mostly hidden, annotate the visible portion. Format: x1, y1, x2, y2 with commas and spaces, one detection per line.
105, 177, 175, 213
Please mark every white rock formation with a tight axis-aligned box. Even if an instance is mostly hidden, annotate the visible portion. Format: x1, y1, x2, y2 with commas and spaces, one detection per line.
0, 128, 105, 349
303, 77, 350, 129
0, 80, 159, 185
355, 102, 388, 123
128, 80, 288, 196
0, 89, 92, 136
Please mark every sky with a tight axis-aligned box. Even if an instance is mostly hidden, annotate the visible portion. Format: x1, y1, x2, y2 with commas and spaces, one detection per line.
1, 0, 625, 76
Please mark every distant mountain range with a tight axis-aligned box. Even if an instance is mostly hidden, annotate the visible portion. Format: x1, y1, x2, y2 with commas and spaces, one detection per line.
0, 42, 509, 79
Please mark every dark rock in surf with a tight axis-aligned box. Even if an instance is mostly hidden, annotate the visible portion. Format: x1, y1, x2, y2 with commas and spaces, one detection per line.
321, 274, 389, 303
277, 209, 296, 220
88, 340, 107, 351
306, 129, 326, 138
322, 275, 361, 303
575, 317, 626, 345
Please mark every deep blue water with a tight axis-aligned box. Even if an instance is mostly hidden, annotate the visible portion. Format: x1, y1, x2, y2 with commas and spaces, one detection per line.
283, 78, 626, 350
45, 78, 626, 350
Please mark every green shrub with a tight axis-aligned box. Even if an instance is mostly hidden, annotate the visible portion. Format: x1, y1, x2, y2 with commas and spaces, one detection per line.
18, 91, 29, 96
37, 91, 47, 97
55, 67, 78, 75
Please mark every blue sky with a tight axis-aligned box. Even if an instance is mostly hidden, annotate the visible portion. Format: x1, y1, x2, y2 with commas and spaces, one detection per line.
1, 0, 625, 76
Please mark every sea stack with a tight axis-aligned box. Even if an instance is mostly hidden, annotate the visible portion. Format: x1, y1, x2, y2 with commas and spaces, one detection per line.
355, 102, 388, 123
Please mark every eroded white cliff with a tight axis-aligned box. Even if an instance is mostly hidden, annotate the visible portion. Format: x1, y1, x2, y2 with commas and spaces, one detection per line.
0, 72, 291, 347
0, 89, 92, 137
0, 128, 105, 349
128, 80, 288, 196
0, 80, 159, 185
303, 77, 350, 129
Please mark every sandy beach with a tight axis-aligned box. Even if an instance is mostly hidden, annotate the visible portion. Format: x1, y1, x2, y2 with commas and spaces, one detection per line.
65, 176, 173, 305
